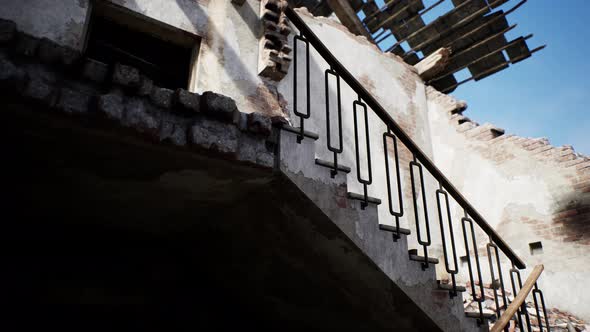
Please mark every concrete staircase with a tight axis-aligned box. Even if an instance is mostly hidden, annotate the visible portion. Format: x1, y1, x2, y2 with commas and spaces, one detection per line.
278, 124, 490, 332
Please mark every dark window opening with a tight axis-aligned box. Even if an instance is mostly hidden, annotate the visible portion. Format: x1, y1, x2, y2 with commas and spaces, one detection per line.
529, 241, 543, 256
86, 12, 192, 90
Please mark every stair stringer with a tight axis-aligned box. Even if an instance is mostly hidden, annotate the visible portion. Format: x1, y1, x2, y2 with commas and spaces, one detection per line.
279, 128, 488, 332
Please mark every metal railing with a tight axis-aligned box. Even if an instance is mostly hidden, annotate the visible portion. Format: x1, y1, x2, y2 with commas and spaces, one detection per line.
284, 5, 550, 330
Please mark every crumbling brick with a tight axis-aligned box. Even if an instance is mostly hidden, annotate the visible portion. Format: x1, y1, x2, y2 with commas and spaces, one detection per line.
258, 0, 292, 81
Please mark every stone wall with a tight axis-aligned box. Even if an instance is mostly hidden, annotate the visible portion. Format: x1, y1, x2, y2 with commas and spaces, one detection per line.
426, 86, 590, 321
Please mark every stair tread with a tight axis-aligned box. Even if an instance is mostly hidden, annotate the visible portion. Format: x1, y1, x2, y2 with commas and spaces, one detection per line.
436, 282, 467, 292
315, 158, 351, 173
378, 224, 411, 235
279, 124, 320, 140
408, 250, 439, 264
347, 192, 382, 205
465, 311, 496, 319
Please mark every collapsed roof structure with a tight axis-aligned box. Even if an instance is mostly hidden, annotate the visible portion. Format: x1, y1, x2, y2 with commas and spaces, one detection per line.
288, 0, 545, 93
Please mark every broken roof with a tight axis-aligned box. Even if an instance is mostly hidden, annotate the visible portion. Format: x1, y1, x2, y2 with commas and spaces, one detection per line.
288, 0, 545, 93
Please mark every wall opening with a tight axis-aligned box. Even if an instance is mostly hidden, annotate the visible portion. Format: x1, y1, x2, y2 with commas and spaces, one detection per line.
86, 2, 200, 90
529, 241, 543, 256
460, 255, 469, 268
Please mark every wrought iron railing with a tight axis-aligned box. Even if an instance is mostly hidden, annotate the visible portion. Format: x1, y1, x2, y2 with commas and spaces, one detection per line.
284, 5, 550, 331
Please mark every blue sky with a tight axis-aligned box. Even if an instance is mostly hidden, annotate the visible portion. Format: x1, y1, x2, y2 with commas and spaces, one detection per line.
365, 0, 590, 155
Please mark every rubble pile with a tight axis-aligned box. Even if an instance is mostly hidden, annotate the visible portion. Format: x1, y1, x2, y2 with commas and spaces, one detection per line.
460, 281, 588, 331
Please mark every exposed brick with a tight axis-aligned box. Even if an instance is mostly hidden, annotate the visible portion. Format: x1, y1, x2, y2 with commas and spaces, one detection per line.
457, 122, 477, 133
563, 158, 587, 168
554, 209, 579, 219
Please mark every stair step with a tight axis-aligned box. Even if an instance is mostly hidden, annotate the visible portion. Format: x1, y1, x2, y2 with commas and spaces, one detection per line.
315, 158, 351, 173
378, 224, 411, 235
408, 249, 439, 264
465, 311, 496, 319
436, 282, 466, 292
347, 192, 382, 205
279, 124, 320, 140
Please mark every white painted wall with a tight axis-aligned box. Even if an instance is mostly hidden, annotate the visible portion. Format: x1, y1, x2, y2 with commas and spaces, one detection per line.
0, 0, 91, 50
427, 88, 590, 320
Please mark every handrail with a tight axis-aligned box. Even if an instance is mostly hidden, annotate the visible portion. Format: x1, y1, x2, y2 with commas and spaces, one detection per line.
284, 6, 526, 269
491, 265, 544, 332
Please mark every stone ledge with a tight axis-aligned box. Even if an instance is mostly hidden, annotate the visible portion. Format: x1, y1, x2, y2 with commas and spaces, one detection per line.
0, 18, 277, 170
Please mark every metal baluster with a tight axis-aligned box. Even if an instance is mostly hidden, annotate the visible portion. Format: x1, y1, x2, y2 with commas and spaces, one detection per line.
353, 96, 372, 209
510, 264, 533, 332
486, 243, 508, 331
461, 212, 486, 325
533, 283, 550, 332
487, 242, 509, 323
383, 128, 404, 241
324, 68, 343, 178
410, 155, 431, 270
436, 183, 459, 298
293, 32, 311, 143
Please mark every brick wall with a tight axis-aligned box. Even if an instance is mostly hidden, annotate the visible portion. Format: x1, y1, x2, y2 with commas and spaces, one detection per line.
426, 86, 590, 320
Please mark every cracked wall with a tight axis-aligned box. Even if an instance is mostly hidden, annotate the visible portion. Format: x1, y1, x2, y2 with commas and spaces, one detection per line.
427, 86, 590, 321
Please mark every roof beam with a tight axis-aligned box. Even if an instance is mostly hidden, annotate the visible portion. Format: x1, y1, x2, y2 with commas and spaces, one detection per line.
325, 0, 374, 40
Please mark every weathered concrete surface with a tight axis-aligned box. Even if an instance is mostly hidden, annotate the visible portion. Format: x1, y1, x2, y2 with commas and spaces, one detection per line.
276, 9, 443, 261
2, 94, 442, 332
279, 128, 487, 332
107, 0, 209, 37
0, 0, 90, 50
426, 87, 590, 321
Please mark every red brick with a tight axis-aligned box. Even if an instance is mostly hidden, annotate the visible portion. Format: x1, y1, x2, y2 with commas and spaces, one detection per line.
554, 209, 579, 219
563, 158, 587, 168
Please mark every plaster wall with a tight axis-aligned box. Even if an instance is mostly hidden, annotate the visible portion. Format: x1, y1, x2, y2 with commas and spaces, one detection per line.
276, 9, 444, 256
0, 0, 91, 50
426, 87, 590, 320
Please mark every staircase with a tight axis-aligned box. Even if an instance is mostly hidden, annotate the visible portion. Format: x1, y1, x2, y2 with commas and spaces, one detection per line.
274, 6, 551, 332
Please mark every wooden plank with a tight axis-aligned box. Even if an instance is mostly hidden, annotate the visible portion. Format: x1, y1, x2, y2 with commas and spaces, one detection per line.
326, 0, 373, 40
491, 265, 544, 332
